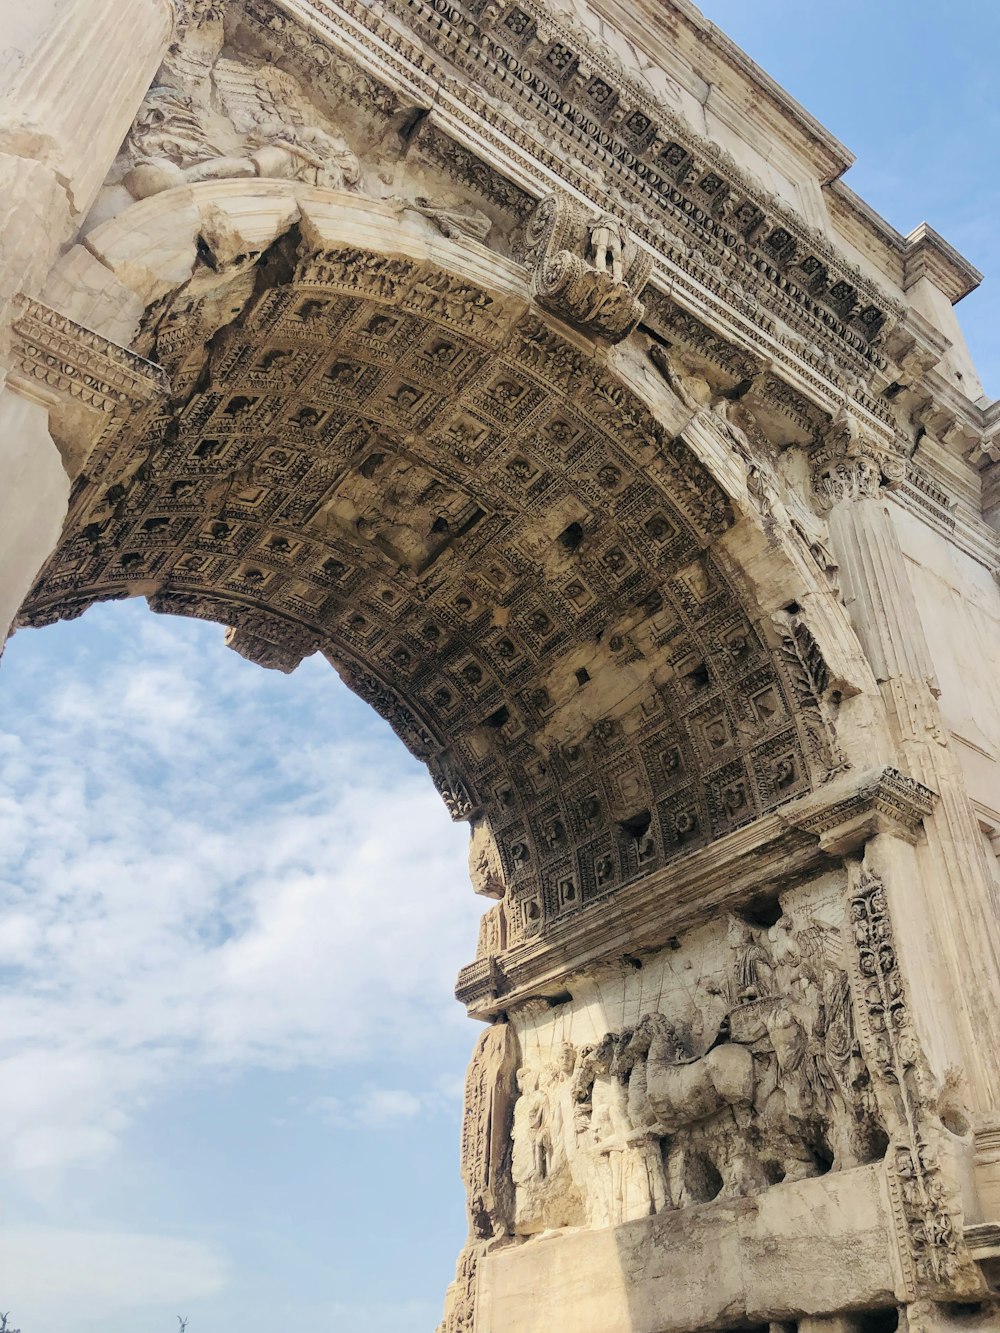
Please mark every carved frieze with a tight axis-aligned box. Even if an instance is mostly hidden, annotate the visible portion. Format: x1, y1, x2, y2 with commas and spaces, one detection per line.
501, 880, 886, 1238
307, 0, 903, 377
122, 28, 362, 200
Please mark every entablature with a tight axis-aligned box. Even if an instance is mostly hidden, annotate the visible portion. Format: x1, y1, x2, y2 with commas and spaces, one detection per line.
228, 0, 999, 523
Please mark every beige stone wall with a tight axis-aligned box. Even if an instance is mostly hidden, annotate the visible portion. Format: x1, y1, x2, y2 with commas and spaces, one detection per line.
889, 503, 1000, 822
2, 2, 1000, 1330
0, 388, 69, 647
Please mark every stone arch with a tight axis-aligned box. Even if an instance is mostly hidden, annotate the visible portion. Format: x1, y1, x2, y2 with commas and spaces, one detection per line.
16, 181, 885, 955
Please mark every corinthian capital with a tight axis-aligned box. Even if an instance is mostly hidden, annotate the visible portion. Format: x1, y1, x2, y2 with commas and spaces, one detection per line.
809, 410, 907, 508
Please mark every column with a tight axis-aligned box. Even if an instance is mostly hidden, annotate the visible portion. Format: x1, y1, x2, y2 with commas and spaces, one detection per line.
0, 388, 69, 645
0, 0, 174, 221
814, 427, 1000, 1122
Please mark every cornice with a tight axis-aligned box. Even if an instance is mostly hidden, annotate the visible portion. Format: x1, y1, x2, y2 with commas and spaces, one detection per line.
226, 3, 996, 490
261, 0, 902, 354
582, 0, 854, 183
240, 0, 919, 452
904, 223, 984, 305
9, 296, 168, 415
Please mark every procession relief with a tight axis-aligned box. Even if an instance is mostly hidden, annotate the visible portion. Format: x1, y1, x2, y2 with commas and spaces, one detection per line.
500, 873, 887, 1236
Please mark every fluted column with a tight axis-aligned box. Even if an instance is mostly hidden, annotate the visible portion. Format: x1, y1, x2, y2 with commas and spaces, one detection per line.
814, 426, 1000, 1120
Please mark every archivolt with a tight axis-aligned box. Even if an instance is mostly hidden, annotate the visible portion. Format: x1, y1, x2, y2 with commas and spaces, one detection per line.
19, 183, 848, 947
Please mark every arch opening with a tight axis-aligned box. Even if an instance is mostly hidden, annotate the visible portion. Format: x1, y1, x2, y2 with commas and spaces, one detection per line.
17, 186, 842, 960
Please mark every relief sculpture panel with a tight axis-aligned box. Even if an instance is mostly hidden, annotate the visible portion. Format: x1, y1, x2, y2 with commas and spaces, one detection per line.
500, 869, 887, 1238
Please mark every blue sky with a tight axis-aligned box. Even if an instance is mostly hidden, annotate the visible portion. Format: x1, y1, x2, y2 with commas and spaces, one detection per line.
1, 6, 997, 1333
701, 0, 1000, 396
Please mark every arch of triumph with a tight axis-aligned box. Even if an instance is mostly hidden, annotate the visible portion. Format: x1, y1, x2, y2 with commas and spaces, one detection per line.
3, 1, 1000, 1330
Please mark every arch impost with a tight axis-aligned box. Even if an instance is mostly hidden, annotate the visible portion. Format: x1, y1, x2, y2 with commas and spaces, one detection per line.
457, 764, 936, 1019
9, 295, 169, 419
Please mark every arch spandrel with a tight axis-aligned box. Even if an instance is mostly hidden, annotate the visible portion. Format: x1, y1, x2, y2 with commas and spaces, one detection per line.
18, 185, 850, 954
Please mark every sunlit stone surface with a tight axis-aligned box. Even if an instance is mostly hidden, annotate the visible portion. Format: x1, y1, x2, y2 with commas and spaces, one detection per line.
3, 2, 1000, 1330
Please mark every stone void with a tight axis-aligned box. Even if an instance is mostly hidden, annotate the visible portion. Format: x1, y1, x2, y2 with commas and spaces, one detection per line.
2, 2, 1000, 1332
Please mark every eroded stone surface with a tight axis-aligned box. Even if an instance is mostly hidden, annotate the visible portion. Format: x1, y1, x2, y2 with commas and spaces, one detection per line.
3, 2, 1000, 1331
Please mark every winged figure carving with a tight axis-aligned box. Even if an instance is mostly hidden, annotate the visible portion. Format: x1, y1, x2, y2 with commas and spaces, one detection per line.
125, 56, 361, 199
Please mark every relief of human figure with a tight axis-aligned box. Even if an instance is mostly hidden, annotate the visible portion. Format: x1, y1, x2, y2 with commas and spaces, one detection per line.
588, 213, 627, 284
512, 1047, 586, 1233
507, 907, 886, 1236
768, 910, 885, 1169
124, 53, 361, 200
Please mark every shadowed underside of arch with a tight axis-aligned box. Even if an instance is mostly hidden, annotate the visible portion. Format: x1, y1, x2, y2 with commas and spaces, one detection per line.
18, 186, 838, 945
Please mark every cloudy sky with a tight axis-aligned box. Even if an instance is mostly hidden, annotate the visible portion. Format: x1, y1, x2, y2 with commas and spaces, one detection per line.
0, 603, 480, 1333
2, 5, 998, 1333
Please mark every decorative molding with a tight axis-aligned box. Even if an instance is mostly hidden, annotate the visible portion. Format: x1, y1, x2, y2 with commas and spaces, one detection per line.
810, 411, 908, 509
456, 766, 937, 1017
849, 868, 980, 1297
9, 296, 168, 415
238, 0, 914, 439
522, 192, 651, 342
371, 0, 901, 346
793, 767, 937, 853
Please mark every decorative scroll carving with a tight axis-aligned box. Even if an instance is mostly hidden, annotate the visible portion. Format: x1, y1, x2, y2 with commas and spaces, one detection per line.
848, 870, 978, 1296
523, 193, 651, 342
415, 122, 535, 222
437, 1243, 482, 1333
811, 412, 908, 509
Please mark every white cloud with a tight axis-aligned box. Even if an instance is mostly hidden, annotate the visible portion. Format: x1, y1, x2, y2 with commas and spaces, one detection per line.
0, 604, 482, 1176
307, 1084, 441, 1128
355, 1087, 424, 1125
0, 1226, 229, 1333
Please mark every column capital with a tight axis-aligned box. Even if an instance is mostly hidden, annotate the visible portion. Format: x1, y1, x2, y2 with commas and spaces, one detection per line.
810, 410, 907, 509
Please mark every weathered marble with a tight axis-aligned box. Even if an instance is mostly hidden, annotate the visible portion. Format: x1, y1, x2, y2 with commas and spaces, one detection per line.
2, 2, 1000, 1330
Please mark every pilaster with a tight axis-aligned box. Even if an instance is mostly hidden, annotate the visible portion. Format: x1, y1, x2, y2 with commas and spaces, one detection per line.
0, 0, 175, 644
813, 423, 1000, 1126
